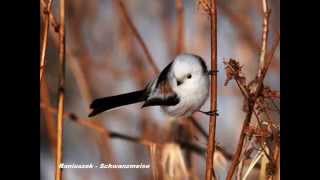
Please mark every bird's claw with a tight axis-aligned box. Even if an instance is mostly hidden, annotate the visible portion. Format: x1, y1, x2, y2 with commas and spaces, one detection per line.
208, 70, 219, 76
199, 110, 219, 116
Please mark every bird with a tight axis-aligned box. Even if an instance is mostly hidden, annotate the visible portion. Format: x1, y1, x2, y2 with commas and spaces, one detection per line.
88, 53, 218, 118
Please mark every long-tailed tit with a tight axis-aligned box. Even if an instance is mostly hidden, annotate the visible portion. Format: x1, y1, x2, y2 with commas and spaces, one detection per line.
88, 53, 217, 118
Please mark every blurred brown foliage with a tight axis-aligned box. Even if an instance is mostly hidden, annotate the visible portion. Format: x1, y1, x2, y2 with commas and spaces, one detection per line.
40, 0, 279, 180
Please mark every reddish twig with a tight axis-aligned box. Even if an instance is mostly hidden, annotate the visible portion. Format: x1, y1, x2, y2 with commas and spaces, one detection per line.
205, 0, 218, 179
55, 0, 65, 179
40, 76, 56, 150
263, 32, 280, 78
40, 0, 53, 82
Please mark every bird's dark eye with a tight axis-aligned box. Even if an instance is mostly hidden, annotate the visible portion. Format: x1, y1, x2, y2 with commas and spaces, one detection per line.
187, 74, 192, 79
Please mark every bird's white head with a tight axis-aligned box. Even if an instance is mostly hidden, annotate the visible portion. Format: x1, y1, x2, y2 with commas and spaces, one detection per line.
170, 53, 208, 90
162, 53, 210, 117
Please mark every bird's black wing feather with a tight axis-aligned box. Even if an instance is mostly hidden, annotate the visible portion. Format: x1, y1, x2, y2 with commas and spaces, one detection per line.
142, 61, 180, 107
155, 61, 173, 88
142, 94, 179, 107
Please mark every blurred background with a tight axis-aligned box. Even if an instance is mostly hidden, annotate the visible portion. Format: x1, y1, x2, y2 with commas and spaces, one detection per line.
40, 0, 280, 179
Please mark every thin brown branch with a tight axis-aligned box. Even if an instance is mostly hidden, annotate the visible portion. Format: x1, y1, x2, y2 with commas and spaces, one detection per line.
189, 117, 234, 160
115, 0, 159, 74
258, 1, 271, 78
44, 10, 121, 179
205, 0, 218, 179
40, 4, 94, 107
55, 0, 65, 179
40, 76, 56, 150
262, 33, 280, 79
175, 0, 185, 54
226, 1, 271, 179
40, 0, 60, 33
40, 0, 53, 82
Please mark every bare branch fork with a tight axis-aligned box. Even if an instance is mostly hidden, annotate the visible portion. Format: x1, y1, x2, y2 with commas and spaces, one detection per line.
205, 0, 218, 179
226, 0, 271, 179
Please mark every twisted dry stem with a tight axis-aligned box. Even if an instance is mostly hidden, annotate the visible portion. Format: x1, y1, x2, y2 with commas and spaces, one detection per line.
226, 0, 271, 179
205, 0, 218, 179
55, 0, 65, 179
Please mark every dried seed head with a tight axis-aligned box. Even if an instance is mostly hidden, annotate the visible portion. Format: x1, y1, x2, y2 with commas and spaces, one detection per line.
223, 59, 246, 86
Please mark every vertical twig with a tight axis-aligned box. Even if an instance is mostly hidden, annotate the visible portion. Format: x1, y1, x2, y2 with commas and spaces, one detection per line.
236, 159, 244, 180
149, 143, 159, 180
258, 0, 271, 78
55, 0, 65, 179
259, 148, 269, 180
115, 0, 159, 74
263, 32, 280, 78
175, 0, 185, 54
40, 0, 53, 82
205, 0, 218, 179
226, 0, 270, 179
242, 151, 264, 180
41, 77, 56, 151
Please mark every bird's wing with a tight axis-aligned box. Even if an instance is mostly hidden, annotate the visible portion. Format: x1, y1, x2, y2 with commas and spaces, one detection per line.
142, 62, 180, 107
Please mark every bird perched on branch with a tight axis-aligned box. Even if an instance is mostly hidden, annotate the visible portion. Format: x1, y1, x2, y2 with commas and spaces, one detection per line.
88, 53, 217, 118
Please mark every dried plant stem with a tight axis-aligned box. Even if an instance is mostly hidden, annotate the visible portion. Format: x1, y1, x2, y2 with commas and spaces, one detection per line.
40, 0, 53, 82
258, 0, 271, 77
205, 0, 218, 179
272, 145, 280, 180
45, 17, 121, 179
236, 158, 244, 180
243, 151, 264, 180
149, 143, 159, 180
40, 6, 94, 107
175, 0, 185, 54
55, 0, 65, 179
263, 33, 280, 78
115, 0, 159, 74
40, 77, 56, 150
226, 1, 271, 179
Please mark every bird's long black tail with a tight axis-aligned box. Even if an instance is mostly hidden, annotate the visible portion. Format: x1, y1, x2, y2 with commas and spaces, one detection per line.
88, 89, 147, 117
